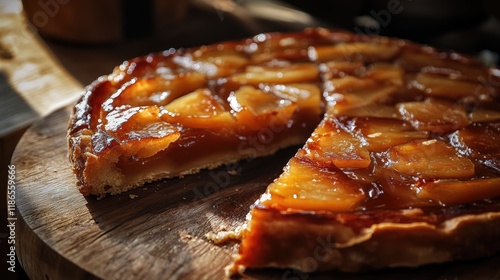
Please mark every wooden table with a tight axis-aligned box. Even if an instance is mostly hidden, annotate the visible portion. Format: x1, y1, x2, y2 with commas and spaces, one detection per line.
5, 1, 500, 279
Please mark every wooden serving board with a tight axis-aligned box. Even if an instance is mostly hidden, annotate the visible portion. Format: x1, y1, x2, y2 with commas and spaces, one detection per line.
13, 106, 500, 280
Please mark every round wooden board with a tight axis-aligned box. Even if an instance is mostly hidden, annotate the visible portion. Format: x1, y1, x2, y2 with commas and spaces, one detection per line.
13, 106, 500, 280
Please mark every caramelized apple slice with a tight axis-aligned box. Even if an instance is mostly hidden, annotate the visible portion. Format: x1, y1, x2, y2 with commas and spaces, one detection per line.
103, 106, 181, 158
161, 88, 237, 129
230, 63, 319, 84
364, 63, 404, 86
470, 109, 500, 122
250, 34, 311, 63
330, 89, 399, 115
450, 121, 500, 173
383, 139, 475, 179
340, 104, 399, 118
228, 86, 297, 130
262, 83, 322, 116
397, 98, 469, 133
396, 51, 488, 80
412, 73, 493, 100
263, 157, 366, 212
325, 76, 399, 113
173, 50, 249, 78
108, 72, 207, 108
308, 42, 399, 62
118, 125, 180, 159
417, 178, 500, 206
298, 117, 371, 168
322, 61, 365, 79
341, 116, 429, 152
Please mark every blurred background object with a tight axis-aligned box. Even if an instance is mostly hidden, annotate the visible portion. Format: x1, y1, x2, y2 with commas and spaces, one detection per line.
21, 0, 189, 44
17, 0, 500, 61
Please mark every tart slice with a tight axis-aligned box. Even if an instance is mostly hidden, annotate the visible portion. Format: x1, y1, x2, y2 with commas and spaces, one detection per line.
228, 30, 500, 274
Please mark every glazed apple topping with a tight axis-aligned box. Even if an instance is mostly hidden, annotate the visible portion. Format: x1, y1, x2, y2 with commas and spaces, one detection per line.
70, 28, 500, 206
298, 117, 371, 169
106, 72, 208, 108
396, 98, 469, 134
382, 139, 475, 179
261, 83, 322, 116
228, 86, 297, 130
412, 72, 495, 100
341, 116, 429, 152
101, 106, 181, 158
173, 49, 249, 78
308, 41, 399, 62
449, 121, 500, 173
229, 63, 319, 85
160, 88, 237, 130
263, 157, 366, 212
416, 178, 500, 206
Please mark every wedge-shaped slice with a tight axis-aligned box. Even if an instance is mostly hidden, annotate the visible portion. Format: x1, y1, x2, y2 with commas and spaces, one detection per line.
383, 139, 475, 179
417, 178, 500, 206
397, 98, 469, 133
262, 157, 366, 212
161, 88, 237, 130
228, 86, 298, 130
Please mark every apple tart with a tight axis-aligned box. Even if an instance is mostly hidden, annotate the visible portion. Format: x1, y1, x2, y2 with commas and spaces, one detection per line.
67, 28, 500, 274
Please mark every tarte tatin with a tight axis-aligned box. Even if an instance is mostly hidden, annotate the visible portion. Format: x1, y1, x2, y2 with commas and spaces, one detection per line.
67, 28, 500, 275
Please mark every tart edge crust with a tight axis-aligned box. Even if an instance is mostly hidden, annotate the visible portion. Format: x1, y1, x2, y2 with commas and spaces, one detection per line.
228, 207, 500, 275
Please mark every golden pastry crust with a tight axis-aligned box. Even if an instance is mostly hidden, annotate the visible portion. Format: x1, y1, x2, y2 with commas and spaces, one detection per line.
229, 205, 500, 274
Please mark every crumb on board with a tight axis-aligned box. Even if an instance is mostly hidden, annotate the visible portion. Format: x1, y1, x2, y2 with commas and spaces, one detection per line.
179, 230, 194, 242
205, 226, 243, 244
129, 194, 138, 199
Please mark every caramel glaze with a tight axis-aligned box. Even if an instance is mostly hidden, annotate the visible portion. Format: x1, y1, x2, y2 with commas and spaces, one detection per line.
69, 27, 500, 209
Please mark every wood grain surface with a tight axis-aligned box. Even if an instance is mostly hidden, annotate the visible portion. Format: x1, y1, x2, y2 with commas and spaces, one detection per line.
13, 103, 500, 280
